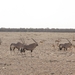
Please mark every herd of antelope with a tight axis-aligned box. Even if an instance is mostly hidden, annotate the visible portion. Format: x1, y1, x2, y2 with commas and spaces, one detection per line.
9, 37, 75, 57
10, 38, 38, 57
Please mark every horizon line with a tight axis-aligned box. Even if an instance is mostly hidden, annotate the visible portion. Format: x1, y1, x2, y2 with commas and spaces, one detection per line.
0, 27, 75, 29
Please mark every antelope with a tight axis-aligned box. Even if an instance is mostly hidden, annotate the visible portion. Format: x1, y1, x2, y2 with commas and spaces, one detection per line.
10, 42, 24, 52
59, 39, 72, 51
20, 38, 38, 57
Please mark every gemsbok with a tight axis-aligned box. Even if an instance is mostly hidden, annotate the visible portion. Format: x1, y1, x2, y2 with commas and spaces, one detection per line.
20, 38, 38, 57
10, 42, 24, 53
59, 39, 72, 51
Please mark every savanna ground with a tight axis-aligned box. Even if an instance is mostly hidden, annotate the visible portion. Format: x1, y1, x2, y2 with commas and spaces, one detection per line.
0, 32, 75, 75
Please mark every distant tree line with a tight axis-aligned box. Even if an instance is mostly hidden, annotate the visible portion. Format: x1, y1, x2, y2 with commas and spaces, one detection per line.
0, 28, 75, 32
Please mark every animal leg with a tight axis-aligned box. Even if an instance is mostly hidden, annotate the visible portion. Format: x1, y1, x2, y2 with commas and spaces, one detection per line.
23, 49, 26, 57
59, 48, 62, 50
31, 50, 33, 57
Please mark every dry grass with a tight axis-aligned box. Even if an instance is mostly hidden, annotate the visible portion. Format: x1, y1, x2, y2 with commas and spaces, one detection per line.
0, 32, 75, 75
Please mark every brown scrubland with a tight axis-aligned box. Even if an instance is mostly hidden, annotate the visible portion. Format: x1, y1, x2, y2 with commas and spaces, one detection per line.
0, 32, 75, 75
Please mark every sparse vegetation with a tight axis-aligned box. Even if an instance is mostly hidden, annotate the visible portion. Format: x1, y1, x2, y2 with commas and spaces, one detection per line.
0, 28, 75, 32
0, 32, 75, 75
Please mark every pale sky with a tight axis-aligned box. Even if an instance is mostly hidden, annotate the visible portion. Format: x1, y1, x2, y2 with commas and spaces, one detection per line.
0, 0, 75, 28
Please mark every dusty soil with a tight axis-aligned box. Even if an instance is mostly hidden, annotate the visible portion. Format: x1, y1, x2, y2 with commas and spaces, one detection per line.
0, 32, 75, 75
